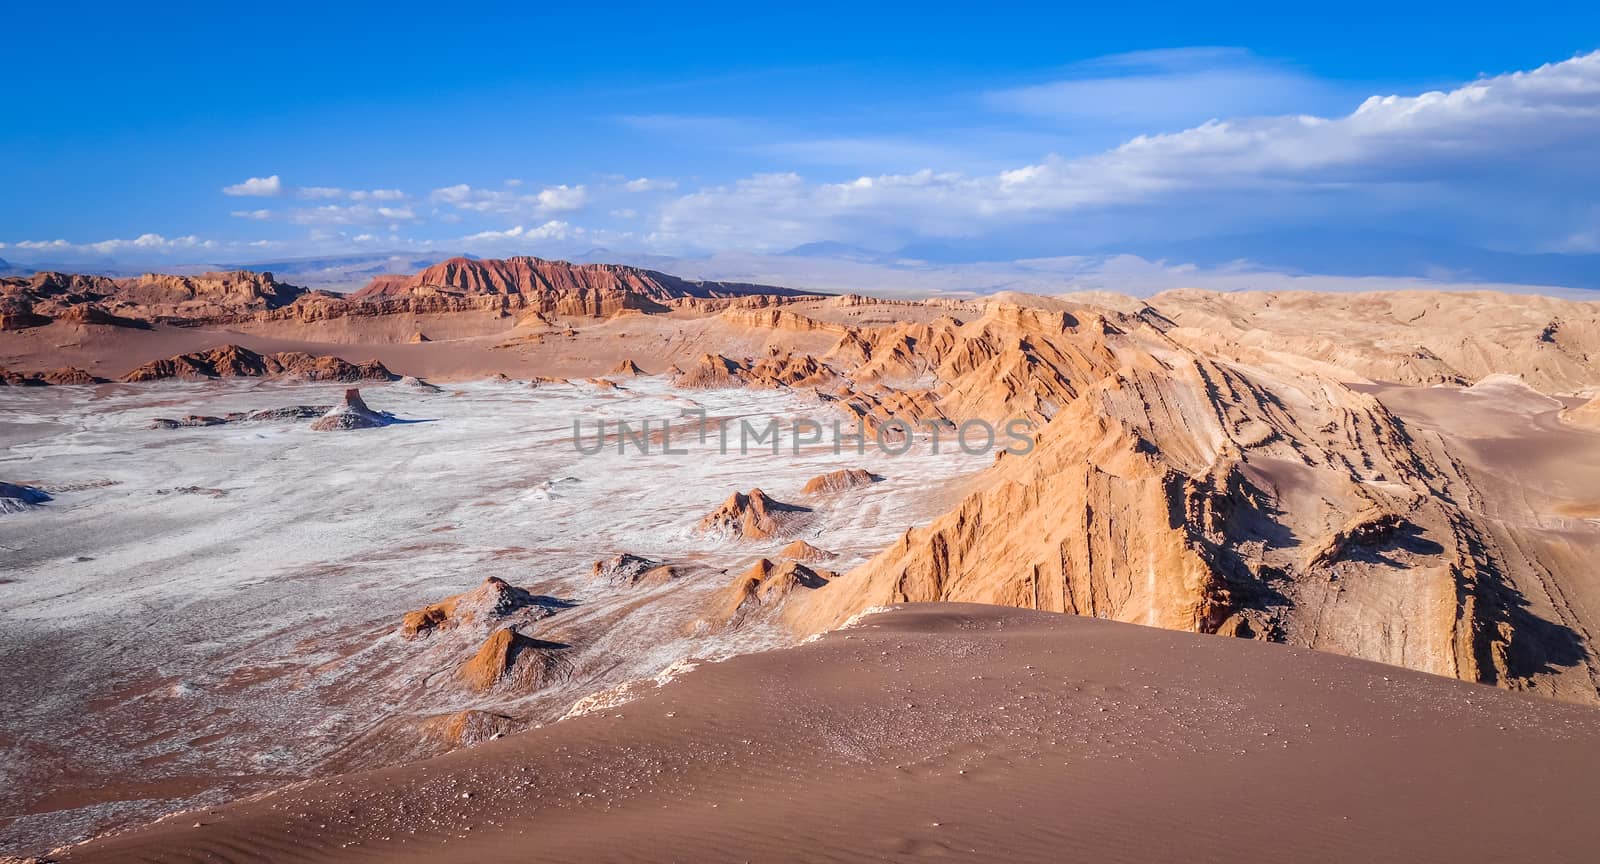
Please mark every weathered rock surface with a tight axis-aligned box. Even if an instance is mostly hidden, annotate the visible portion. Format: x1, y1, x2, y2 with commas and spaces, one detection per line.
309, 389, 393, 431
418, 709, 521, 748
149, 405, 329, 429
696, 489, 811, 540
0, 269, 315, 326
458, 628, 571, 693
120, 345, 393, 383
352, 256, 820, 318
711, 558, 832, 632
590, 553, 677, 587
779, 539, 834, 563
801, 468, 881, 495
0, 366, 106, 386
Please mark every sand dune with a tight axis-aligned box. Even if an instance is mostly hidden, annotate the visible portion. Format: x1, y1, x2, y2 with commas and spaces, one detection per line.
51, 605, 1600, 864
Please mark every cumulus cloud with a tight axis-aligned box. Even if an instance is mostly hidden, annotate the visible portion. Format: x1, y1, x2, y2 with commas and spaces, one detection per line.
430, 183, 589, 215
536, 184, 589, 211
223, 177, 410, 217
463, 220, 573, 242
222, 175, 284, 197
653, 51, 1600, 253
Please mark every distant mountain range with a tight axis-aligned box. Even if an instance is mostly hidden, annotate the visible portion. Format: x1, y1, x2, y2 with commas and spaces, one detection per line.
4, 232, 1598, 295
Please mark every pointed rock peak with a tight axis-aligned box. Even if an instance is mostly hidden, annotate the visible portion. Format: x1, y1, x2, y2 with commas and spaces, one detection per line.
696, 489, 811, 541
780, 539, 833, 562
459, 627, 571, 693
310, 388, 393, 431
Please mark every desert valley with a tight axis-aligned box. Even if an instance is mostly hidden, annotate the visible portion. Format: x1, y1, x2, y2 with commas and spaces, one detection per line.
3, 255, 1600, 861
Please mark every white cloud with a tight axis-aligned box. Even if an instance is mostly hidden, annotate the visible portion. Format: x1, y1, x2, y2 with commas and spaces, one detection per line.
610, 208, 639, 219
653, 51, 1600, 253
985, 48, 1349, 130
464, 220, 573, 243
230, 209, 273, 220
624, 177, 678, 193
288, 204, 419, 226
222, 175, 284, 197
350, 188, 406, 201
536, 184, 589, 211
297, 186, 346, 200
430, 183, 589, 215
8, 234, 218, 255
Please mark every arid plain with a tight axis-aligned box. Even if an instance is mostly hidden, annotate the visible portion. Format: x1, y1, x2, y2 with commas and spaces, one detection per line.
5, 257, 1600, 862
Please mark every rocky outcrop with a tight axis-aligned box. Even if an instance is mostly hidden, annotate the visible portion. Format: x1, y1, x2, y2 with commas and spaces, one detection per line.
398, 375, 442, 392
310, 389, 393, 431
670, 352, 834, 390
609, 359, 647, 376
801, 468, 881, 495
458, 627, 571, 693
711, 558, 832, 632
352, 256, 819, 318
0, 482, 51, 514
150, 406, 328, 429
1304, 508, 1407, 568
1559, 395, 1600, 433
119, 345, 393, 383
400, 576, 540, 639
696, 489, 811, 540
781, 296, 1578, 701
419, 709, 521, 748
780, 539, 833, 563
1151, 289, 1600, 395
0, 366, 106, 386
0, 269, 314, 326
671, 353, 746, 389
590, 553, 678, 587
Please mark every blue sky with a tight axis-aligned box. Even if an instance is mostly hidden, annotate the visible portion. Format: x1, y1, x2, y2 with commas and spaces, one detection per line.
4, 1, 1599, 281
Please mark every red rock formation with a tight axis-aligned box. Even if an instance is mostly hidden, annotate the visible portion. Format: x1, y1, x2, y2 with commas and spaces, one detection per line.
420, 709, 521, 748
352, 256, 819, 318
0, 366, 106, 386
696, 489, 811, 540
801, 468, 881, 495
309, 389, 394, 431
779, 539, 833, 563
0, 269, 312, 325
590, 553, 677, 587
610, 358, 647, 376
712, 558, 833, 631
400, 576, 538, 639
670, 352, 834, 390
119, 345, 393, 383
458, 627, 570, 693
671, 353, 745, 389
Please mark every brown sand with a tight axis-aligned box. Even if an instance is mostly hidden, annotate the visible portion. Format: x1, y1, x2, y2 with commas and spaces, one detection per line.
55, 604, 1600, 863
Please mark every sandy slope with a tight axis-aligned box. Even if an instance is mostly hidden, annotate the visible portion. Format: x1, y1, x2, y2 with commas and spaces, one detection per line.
53, 604, 1600, 863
